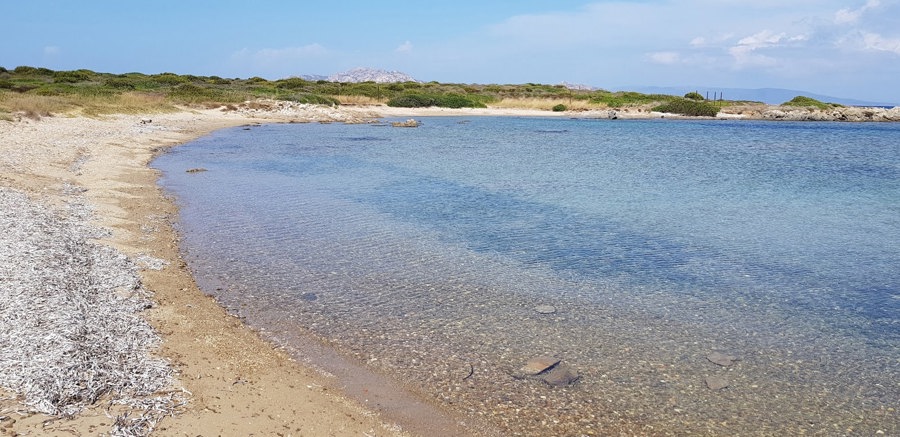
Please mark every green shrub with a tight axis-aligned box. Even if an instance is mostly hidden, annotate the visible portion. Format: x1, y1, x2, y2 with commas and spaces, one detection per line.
53, 70, 93, 83
435, 93, 485, 108
0, 66, 7, 73
0, 80, 13, 90
684, 91, 704, 100
151, 73, 189, 85
387, 93, 486, 108
104, 77, 137, 89
167, 83, 241, 103
275, 77, 310, 90
552, 103, 567, 112
783, 96, 834, 110
652, 99, 720, 116
206, 76, 232, 85
13, 66, 53, 76
246, 76, 269, 84
387, 94, 435, 108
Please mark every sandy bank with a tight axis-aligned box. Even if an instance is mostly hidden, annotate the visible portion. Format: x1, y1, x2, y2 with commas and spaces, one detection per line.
0, 105, 419, 437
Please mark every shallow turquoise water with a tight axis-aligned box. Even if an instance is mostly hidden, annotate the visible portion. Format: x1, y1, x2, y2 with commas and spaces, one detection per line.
155, 117, 899, 435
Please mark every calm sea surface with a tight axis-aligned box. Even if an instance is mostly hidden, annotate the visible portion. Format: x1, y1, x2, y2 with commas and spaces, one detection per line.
154, 117, 899, 436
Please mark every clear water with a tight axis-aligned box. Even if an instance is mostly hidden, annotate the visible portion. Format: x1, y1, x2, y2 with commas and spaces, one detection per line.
154, 117, 899, 436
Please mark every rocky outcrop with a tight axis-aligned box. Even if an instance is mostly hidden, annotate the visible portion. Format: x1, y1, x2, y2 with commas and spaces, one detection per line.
758, 106, 900, 122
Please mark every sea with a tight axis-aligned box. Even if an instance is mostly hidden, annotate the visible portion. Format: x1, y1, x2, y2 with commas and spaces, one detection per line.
153, 117, 899, 436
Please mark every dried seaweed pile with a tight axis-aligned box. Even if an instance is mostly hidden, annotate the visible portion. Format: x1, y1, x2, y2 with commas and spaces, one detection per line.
0, 187, 182, 436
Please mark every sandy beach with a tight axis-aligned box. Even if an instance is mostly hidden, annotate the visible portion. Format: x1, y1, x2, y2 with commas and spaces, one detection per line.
0, 104, 443, 437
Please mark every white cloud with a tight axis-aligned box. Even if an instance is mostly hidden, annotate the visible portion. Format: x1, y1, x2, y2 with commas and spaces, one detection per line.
726, 29, 809, 67
862, 32, 900, 54
43, 46, 60, 56
395, 40, 413, 53
648, 51, 681, 64
834, 0, 880, 24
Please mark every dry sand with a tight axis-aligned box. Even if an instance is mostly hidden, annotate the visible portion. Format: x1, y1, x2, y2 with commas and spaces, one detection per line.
0, 104, 435, 437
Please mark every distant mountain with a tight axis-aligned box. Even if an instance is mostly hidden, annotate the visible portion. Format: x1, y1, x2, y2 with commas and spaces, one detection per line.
297, 74, 328, 82
327, 67, 420, 83
621, 86, 896, 107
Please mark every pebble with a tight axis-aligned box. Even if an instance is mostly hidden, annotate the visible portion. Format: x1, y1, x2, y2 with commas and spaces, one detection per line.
534, 305, 557, 314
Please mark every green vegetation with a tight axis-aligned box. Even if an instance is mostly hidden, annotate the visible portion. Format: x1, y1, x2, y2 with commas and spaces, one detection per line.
684, 91, 704, 101
387, 93, 487, 108
1, 65, 763, 118
652, 99, 720, 117
782, 96, 840, 110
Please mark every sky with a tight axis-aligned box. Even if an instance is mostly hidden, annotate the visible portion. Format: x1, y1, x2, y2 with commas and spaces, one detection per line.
3, 0, 899, 103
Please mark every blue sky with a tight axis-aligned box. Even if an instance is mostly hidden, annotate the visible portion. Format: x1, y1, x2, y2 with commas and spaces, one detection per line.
3, 0, 899, 103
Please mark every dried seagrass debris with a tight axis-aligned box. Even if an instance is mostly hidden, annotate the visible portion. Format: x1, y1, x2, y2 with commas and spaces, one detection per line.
0, 187, 183, 436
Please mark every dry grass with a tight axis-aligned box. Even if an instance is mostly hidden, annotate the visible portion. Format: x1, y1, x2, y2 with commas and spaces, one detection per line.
0, 91, 177, 119
490, 97, 601, 111
333, 94, 387, 105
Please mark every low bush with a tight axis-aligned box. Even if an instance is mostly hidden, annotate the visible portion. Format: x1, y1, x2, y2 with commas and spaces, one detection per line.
552, 103, 567, 112
387, 93, 486, 108
783, 96, 835, 110
275, 78, 310, 90
387, 94, 435, 108
652, 99, 720, 116
684, 91, 704, 100
167, 83, 241, 104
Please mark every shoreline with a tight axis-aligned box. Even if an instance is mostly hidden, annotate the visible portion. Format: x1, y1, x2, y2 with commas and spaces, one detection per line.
0, 105, 437, 436
1, 102, 897, 436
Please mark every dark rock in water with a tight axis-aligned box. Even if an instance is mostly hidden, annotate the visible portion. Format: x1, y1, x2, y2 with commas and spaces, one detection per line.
540, 364, 579, 387
185, 168, 207, 173
705, 375, 729, 390
299, 292, 318, 302
534, 305, 556, 314
707, 352, 737, 367
521, 356, 560, 375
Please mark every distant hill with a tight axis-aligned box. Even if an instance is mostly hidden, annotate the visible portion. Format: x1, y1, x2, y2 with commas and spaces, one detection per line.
622, 86, 896, 107
297, 74, 328, 82
327, 68, 420, 83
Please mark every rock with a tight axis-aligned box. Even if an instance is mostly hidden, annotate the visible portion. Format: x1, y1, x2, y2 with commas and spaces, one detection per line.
185, 168, 207, 173
707, 352, 737, 367
521, 356, 560, 375
391, 119, 420, 128
534, 305, 556, 314
540, 364, 579, 387
705, 375, 729, 390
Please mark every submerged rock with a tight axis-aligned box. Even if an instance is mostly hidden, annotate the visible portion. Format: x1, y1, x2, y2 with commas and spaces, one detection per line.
707, 352, 737, 367
705, 375, 730, 390
540, 364, 579, 387
521, 356, 560, 375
